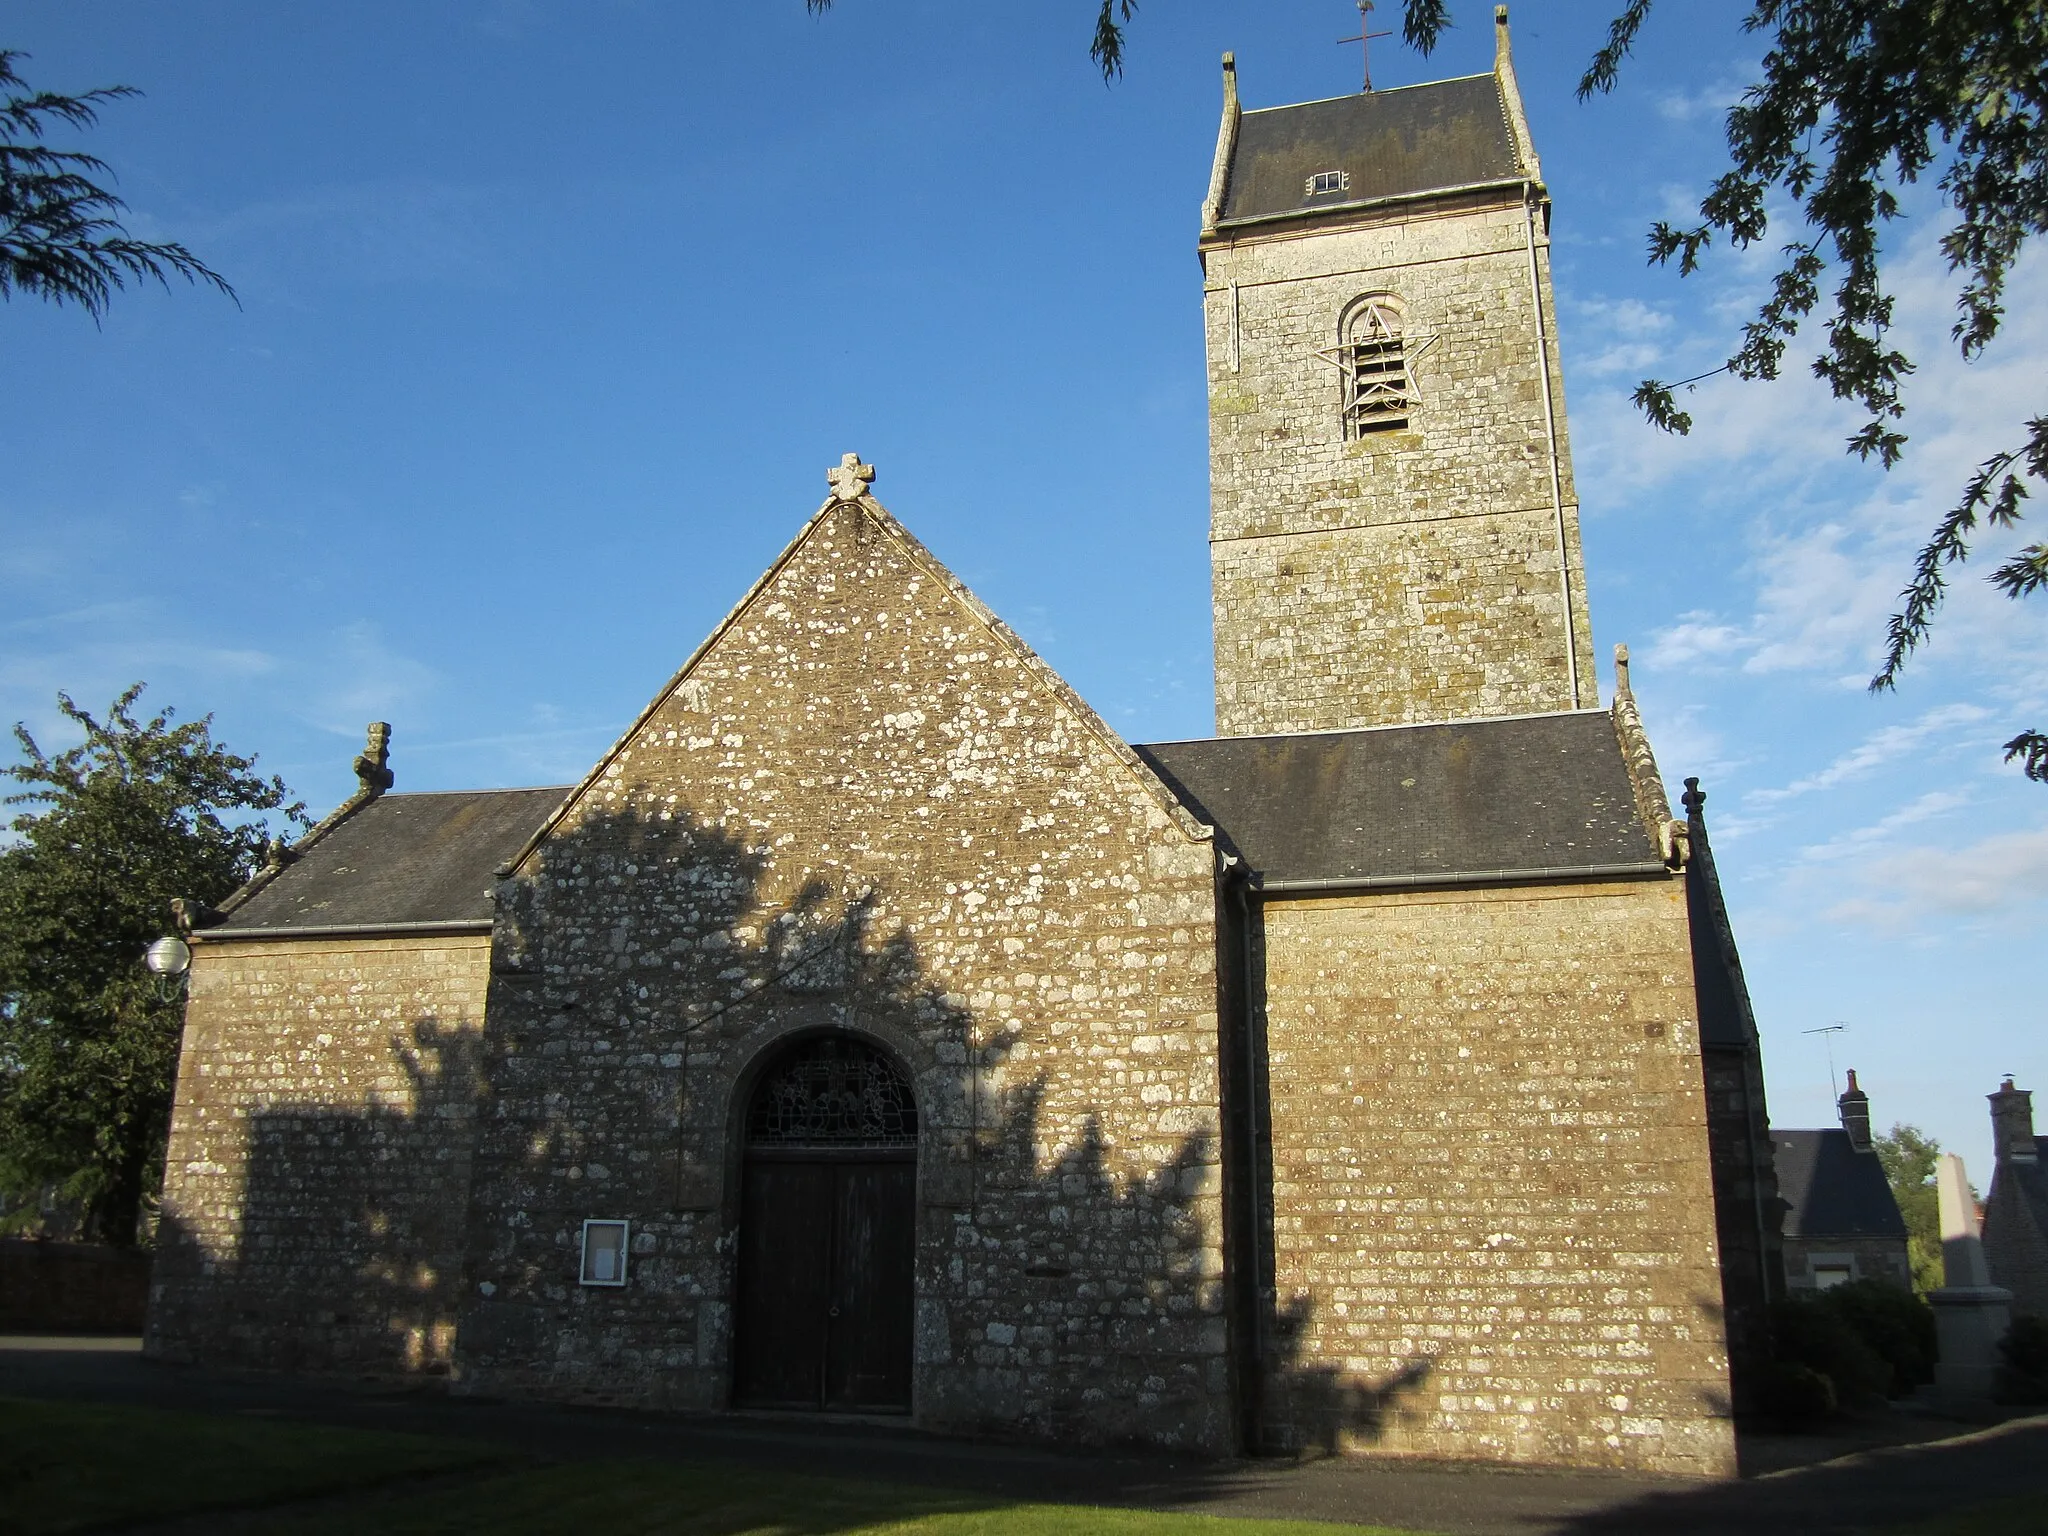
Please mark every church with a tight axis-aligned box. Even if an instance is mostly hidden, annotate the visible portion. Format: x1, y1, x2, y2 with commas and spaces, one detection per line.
148, 13, 1781, 1478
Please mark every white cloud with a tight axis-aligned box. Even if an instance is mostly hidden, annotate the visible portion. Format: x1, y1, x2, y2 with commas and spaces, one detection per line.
1653, 78, 1748, 124
200, 178, 520, 297
1820, 825, 2048, 928
1745, 703, 1992, 807
1643, 609, 1755, 668
1567, 297, 1678, 378
1795, 789, 1973, 863
300, 623, 442, 737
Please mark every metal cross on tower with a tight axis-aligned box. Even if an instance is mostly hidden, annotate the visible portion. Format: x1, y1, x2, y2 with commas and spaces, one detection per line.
1337, 0, 1393, 93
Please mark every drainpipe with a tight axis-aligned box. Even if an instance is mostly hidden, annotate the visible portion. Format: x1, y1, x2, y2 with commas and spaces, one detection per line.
1523, 185, 1579, 709
1226, 860, 1265, 1449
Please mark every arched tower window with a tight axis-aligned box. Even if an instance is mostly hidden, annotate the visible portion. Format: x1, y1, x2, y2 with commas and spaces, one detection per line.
1340, 297, 1412, 437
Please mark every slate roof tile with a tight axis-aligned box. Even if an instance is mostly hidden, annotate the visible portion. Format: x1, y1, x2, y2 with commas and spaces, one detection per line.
1771, 1128, 1909, 1240
219, 787, 565, 933
1133, 710, 1656, 885
1221, 75, 1523, 226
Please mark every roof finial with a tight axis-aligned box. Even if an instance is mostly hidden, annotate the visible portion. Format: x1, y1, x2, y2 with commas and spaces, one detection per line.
1682, 775, 1705, 817
826, 452, 876, 503
1614, 642, 1633, 698
354, 722, 394, 795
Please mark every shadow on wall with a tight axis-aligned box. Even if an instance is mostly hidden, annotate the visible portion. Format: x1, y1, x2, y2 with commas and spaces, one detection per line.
1227, 898, 1438, 1457
149, 1018, 486, 1374
152, 802, 1420, 1459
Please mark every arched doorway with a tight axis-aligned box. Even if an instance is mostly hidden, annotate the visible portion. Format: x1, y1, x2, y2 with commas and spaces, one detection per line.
733, 1033, 918, 1412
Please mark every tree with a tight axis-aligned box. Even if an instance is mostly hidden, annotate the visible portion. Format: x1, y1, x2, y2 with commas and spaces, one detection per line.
0, 686, 302, 1245
1874, 1122, 1946, 1292
1, 49, 234, 320
1542, 2, 2048, 785
819, 1, 2048, 779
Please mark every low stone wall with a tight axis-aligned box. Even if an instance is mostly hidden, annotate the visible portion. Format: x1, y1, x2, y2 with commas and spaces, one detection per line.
0, 1240, 151, 1332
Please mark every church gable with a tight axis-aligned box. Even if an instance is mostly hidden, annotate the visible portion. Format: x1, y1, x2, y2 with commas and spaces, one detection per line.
465, 467, 1228, 1448
512, 472, 1206, 878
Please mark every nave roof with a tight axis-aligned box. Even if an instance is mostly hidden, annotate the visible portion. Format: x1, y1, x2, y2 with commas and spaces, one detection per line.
1135, 710, 1659, 887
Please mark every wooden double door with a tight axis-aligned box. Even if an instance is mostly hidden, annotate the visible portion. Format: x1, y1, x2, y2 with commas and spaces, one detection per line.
733, 1149, 915, 1412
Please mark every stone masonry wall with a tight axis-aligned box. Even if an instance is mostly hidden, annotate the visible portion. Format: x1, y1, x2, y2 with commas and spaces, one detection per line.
1251, 879, 1736, 1477
1984, 1161, 2048, 1319
1781, 1235, 1911, 1292
147, 934, 492, 1374
1204, 198, 1596, 732
1211, 511, 1588, 735
458, 496, 1231, 1452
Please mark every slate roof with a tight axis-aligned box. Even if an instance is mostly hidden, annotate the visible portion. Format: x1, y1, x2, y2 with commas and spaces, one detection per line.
218, 788, 565, 933
1219, 75, 1523, 227
1993, 1138, 2048, 1224
1133, 710, 1658, 886
1772, 1129, 1909, 1240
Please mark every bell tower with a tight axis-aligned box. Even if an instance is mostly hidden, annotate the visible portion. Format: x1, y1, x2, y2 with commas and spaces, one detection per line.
1200, 8, 1596, 735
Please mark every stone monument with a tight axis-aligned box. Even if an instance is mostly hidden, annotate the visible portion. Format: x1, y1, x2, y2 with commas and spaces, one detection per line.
1930, 1151, 2011, 1404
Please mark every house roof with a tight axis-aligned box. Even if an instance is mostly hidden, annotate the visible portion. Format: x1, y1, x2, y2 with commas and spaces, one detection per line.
1132, 710, 1659, 886
1219, 75, 1523, 227
216, 788, 565, 934
1772, 1129, 1909, 1241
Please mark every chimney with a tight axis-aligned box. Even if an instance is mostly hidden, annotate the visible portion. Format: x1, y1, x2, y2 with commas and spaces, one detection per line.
1990, 1077, 2037, 1165
1838, 1068, 1873, 1152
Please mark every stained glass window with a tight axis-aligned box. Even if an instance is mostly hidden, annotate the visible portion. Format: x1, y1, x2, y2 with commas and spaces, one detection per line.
745, 1035, 919, 1149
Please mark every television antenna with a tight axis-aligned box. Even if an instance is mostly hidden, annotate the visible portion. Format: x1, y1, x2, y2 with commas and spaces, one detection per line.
1801, 1023, 1847, 1100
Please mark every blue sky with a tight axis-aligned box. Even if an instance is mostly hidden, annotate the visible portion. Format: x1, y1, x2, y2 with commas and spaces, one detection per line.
5, 1, 2043, 1179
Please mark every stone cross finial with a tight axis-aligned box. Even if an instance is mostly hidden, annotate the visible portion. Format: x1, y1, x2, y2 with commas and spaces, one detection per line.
827, 453, 876, 502
353, 721, 395, 794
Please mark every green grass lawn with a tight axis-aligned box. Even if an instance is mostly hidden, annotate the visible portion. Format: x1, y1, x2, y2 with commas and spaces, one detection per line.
0, 1395, 506, 1534
0, 1396, 1426, 1536
232, 1457, 1426, 1535
1896, 1495, 2048, 1536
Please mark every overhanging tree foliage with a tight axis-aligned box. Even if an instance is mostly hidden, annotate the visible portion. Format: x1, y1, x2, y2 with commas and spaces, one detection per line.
1542, 1, 2048, 782
1874, 1122, 1945, 1292
1, 49, 234, 319
0, 687, 301, 1245
812, 1, 2048, 779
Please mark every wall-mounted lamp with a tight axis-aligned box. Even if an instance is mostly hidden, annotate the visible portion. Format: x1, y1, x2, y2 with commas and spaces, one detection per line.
144, 935, 192, 1001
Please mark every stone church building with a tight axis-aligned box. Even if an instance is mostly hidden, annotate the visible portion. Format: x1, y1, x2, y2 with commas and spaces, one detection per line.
149, 15, 1780, 1478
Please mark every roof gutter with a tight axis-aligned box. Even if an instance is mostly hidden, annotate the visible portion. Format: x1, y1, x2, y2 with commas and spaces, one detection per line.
1254, 860, 1672, 898
195, 919, 493, 943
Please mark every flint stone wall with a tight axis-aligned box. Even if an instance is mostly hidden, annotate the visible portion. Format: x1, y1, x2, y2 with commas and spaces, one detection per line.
147, 934, 491, 1373
457, 499, 1232, 1452
1204, 198, 1596, 733
1251, 879, 1737, 1478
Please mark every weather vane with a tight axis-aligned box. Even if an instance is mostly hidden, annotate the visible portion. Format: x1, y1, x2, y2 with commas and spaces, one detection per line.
1338, 0, 1393, 93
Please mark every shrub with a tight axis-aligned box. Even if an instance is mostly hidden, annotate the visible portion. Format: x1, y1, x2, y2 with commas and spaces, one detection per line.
1771, 1291, 1891, 1411
1817, 1279, 1937, 1394
1757, 1360, 1837, 1427
1996, 1315, 2048, 1405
